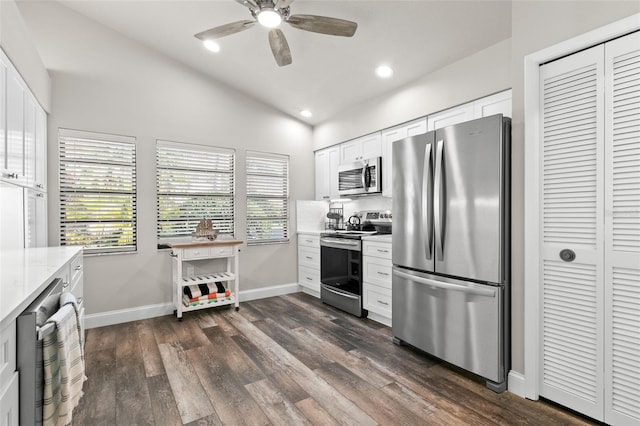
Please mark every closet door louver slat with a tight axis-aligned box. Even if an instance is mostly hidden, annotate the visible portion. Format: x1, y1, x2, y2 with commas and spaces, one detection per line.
539, 44, 605, 420
604, 31, 640, 426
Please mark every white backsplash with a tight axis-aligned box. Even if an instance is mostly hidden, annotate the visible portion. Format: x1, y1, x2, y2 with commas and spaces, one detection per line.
295, 200, 328, 232
342, 196, 392, 219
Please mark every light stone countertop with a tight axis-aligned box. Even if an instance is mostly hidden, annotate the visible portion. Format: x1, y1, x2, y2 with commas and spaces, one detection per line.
361, 234, 392, 243
0, 246, 82, 328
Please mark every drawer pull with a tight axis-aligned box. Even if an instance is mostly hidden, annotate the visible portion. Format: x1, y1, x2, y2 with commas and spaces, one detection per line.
377, 272, 390, 276
75, 265, 82, 271
62, 281, 70, 289
306, 277, 313, 281
77, 297, 83, 305
305, 239, 313, 243
377, 249, 389, 253
377, 300, 389, 306
305, 256, 313, 260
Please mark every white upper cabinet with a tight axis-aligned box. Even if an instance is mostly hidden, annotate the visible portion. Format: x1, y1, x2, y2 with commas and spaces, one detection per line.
0, 50, 47, 190
315, 146, 339, 200
426, 102, 474, 131
340, 132, 382, 163
474, 89, 512, 118
381, 117, 427, 197
4, 63, 25, 184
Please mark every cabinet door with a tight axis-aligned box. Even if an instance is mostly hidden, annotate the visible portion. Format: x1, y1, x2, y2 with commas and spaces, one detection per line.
34, 107, 46, 191
473, 89, 512, 118
24, 94, 37, 188
340, 139, 362, 163
426, 102, 474, 131
0, 60, 5, 180
315, 146, 339, 200
24, 189, 47, 248
360, 132, 382, 159
5, 66, 24, 183
0, 181, 24, 249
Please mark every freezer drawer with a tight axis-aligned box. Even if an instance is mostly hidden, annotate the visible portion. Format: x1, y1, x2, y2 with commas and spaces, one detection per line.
392, 267, 505, 384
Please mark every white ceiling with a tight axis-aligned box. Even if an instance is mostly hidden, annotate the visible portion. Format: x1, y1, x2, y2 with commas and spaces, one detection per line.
22, 0, 512, 125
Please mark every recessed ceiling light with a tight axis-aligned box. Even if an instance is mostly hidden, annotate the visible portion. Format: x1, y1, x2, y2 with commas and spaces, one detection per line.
300, 109, 312, 118
375, 65, 394, 78
258, 9, 282, 28
203, 39, 220, 53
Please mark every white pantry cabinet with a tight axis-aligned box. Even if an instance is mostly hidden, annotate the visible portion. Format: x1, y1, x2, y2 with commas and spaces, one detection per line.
315, 146, 339, 201
340, 132, 382, 163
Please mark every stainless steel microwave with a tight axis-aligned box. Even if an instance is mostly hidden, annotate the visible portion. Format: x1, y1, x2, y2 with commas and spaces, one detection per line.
338, 157, 382, 196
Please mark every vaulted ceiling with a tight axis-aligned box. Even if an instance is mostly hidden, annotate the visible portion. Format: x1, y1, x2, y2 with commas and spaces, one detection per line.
19, 0, 512, 125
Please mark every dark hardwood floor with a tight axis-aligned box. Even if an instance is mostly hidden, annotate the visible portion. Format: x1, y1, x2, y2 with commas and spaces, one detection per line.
73, 293, 595, 425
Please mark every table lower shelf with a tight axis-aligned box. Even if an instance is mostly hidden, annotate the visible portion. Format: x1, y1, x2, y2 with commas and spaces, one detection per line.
180, 272, 235, 286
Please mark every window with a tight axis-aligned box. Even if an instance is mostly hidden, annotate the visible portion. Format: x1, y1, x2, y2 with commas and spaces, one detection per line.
59, 129, 137, 253
246, 151, 289, 244
157, 140, 235, 241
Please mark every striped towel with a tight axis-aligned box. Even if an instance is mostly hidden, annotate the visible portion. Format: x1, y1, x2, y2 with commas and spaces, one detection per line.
42, 293, 86, 426
183, 282, 227, 299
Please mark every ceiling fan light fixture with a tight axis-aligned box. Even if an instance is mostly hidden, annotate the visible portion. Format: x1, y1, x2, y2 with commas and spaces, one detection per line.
203, 39, 221, 53
257, 9, 282, 28
375, 65, 394, 78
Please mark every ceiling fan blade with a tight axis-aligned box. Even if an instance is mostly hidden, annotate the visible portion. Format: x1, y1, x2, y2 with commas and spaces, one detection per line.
275, 0, 295, 8
194, 20, 256, 41
235, 0, 258, 10
268, 29, 292, 67
287, 14, 357, 37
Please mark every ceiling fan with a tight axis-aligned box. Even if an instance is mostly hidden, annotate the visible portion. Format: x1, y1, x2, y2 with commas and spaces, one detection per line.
194, 0, 358, 67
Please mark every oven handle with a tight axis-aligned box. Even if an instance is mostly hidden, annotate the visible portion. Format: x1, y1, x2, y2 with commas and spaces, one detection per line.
322, 285, 360, 300
320, 238, 361, 250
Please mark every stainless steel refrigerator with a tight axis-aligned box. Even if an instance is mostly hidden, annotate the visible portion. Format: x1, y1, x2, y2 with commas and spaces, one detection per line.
392, 114, 510, 392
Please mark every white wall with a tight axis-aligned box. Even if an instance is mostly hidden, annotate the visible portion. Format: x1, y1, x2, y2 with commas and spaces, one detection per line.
313, 38, 512, 150
17, 1, 314, 316
0, 0, 51, 111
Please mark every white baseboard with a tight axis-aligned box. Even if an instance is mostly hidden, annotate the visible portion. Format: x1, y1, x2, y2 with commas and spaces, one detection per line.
507, 370, 526, 398
85, 302, 174, 329
85, 282, 300, 329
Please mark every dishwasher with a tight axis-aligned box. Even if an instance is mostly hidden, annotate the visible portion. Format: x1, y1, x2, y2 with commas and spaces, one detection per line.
17, 277, 64, 426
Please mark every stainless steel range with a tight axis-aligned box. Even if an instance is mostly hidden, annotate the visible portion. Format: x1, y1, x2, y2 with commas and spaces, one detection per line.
320, 210, 391, 317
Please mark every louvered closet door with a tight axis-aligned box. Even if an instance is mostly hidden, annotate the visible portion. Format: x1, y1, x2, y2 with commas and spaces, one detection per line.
604, 31, 640, 426
539, 44, 605, 420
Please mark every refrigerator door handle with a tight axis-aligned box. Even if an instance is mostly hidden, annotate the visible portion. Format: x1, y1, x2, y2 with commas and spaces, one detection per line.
422, 143, 433, 260
393, 269, 496, 297
434, 139, 445, 260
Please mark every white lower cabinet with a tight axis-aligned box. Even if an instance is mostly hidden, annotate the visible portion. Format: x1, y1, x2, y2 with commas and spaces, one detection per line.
363, 239, 392, 326
298, 233, 320, 297
0, 372, 18, 426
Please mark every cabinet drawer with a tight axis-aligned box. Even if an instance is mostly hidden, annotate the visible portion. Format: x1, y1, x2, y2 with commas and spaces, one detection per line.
363, 241, 392, 260
69, 252, 83, 283
209, 245, 233, 258
363, 284, 392, 318
298, 265, 320, 293
69, 277, 84, 308
0, 321, 16, 391
0, 371, 18, 426
298, 246, 320, 269
298, 234, 320, 248
363, 256, 392, 289
182, 247, 211, 260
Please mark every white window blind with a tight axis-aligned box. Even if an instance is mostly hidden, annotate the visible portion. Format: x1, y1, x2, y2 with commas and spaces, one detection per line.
157, 141, 235, 240
59, 129, 137, 253
246, 150, 289, 244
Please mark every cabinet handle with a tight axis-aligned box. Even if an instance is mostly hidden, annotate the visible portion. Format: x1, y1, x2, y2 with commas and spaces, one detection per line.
377, 249, 389, 253
77, 297, 83, 305
6, 172, 18, 179
377, 300, 389, 306
305, 239, 313, 243
75, 265, 82, 271
36, 193, 44, 198
305, 256, 313, 260
62, 281, 70, 289
306, 277, 313, 281
377, 271, 390, 276
36, 183, 43, 188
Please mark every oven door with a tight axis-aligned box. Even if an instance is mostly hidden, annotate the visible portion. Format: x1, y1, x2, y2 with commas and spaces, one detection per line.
320, 238, 366, 317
